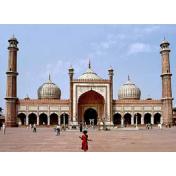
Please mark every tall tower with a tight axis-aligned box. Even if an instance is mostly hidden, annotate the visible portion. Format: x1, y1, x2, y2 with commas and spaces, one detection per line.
160, 39, 173, 124
108, 66, 114, 124
5, 36, 19, 127
68, 65, 74, 123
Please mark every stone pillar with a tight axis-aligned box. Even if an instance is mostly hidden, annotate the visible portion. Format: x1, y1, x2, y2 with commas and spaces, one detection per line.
48, 105, 50, 126
151, 115, 154, 124
26, 116, 29, 126
47, 116, 50, 125
141, 115, 144, 125
121, 117, 124, 127
131, 116, 134, 125
58, 115, 60, 125
37, 116, 39, 125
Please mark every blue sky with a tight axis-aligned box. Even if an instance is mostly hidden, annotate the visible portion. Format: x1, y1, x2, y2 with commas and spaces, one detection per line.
1, 24, 176, 109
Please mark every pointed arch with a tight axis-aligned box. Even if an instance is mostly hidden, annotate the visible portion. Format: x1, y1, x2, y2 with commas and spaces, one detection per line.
154, 113, 161, 124
28, 113, 37, 125
113, 113, 121, 125
17, 113, 26, 125
144, 113, 152, 124
50, 113, 58, 125
124, 113, 132, 125
39, 113, 48, 125
60, 113, 69, 125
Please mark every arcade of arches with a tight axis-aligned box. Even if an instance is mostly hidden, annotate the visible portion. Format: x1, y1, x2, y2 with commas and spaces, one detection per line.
17, 112, 161, 126
78, 90, 104, 125
113, 112, 161, 126
17, 113, 69, 126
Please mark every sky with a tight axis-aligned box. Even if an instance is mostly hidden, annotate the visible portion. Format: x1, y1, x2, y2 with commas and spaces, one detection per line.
1, 24, 176, 109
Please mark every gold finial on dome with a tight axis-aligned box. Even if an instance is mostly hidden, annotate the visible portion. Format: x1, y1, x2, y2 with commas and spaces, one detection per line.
49, 73, 51, 81
88, 59, 91, 69
128, 75, 130, 81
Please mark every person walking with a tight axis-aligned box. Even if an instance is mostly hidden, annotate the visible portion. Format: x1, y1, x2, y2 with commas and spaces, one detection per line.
56, 125, 60, 136
79, 130, 92, 152
146, 123, 150, 130
33, 124, 37, 133
2, 123, 6, 134
79, 123, 83, 132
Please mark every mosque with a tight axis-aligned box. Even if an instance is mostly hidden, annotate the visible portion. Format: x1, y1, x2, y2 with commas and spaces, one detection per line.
4, 36, 175, 127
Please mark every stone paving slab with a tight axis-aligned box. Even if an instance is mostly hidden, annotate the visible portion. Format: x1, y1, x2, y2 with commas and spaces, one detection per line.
0, 127, 176, 152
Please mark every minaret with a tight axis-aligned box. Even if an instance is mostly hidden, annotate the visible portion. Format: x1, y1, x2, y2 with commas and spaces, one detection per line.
160, 39, 173, 124
68, 65, 74, 122
108, 66, 114, 124
5, 36, 19, 127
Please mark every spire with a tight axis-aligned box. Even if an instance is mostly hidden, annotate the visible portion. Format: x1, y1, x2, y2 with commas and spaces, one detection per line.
48, 73, 51, 82
109, 65, 113, 71
69, 64, 73, 69
88, 59, 91, 69
128, 75, 130, 81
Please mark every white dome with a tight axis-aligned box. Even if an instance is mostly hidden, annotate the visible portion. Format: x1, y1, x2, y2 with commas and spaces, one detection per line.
38, 75, 61, 99
118, 77, 141, 100
78, 61, 102, 80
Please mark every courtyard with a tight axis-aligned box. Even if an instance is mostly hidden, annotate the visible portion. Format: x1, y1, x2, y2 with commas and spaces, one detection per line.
0, 126, 176, 152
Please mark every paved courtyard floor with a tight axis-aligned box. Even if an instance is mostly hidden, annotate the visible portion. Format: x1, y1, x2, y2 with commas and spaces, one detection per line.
0, 126, 176, 152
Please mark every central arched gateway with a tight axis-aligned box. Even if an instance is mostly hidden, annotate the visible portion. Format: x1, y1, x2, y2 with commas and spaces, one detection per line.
84, 108, 98, 125
78, 90, 104, 124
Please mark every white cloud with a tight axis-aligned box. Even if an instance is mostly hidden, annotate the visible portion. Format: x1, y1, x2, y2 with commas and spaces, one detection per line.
133, 25, 161, 37
41, 59, 71, 81
128, 42, 152, 55
90, 33, 123, 56
41, 57, 91, 81
107, 33, 126, 40
143, 25, 160, 33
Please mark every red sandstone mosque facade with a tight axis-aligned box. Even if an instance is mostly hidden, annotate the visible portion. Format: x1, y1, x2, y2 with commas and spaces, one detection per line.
4, 37, 174, 127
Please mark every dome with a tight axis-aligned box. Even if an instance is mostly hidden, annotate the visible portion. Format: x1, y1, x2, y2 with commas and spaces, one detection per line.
38, 75, 61, 99
78, 61, 102, 80
118, 76, 141, 100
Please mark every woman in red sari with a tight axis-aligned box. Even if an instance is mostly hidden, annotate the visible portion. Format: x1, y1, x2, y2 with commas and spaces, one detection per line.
79, 130, 91, 152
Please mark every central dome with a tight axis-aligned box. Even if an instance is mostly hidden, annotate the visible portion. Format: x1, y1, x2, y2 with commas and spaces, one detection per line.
118, 76, 141, 100
78, 61, 102, 80
38, 75, 61, 99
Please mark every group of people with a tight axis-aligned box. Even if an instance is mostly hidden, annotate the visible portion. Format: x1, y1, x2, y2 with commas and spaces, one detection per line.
0, 122, 6, 134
